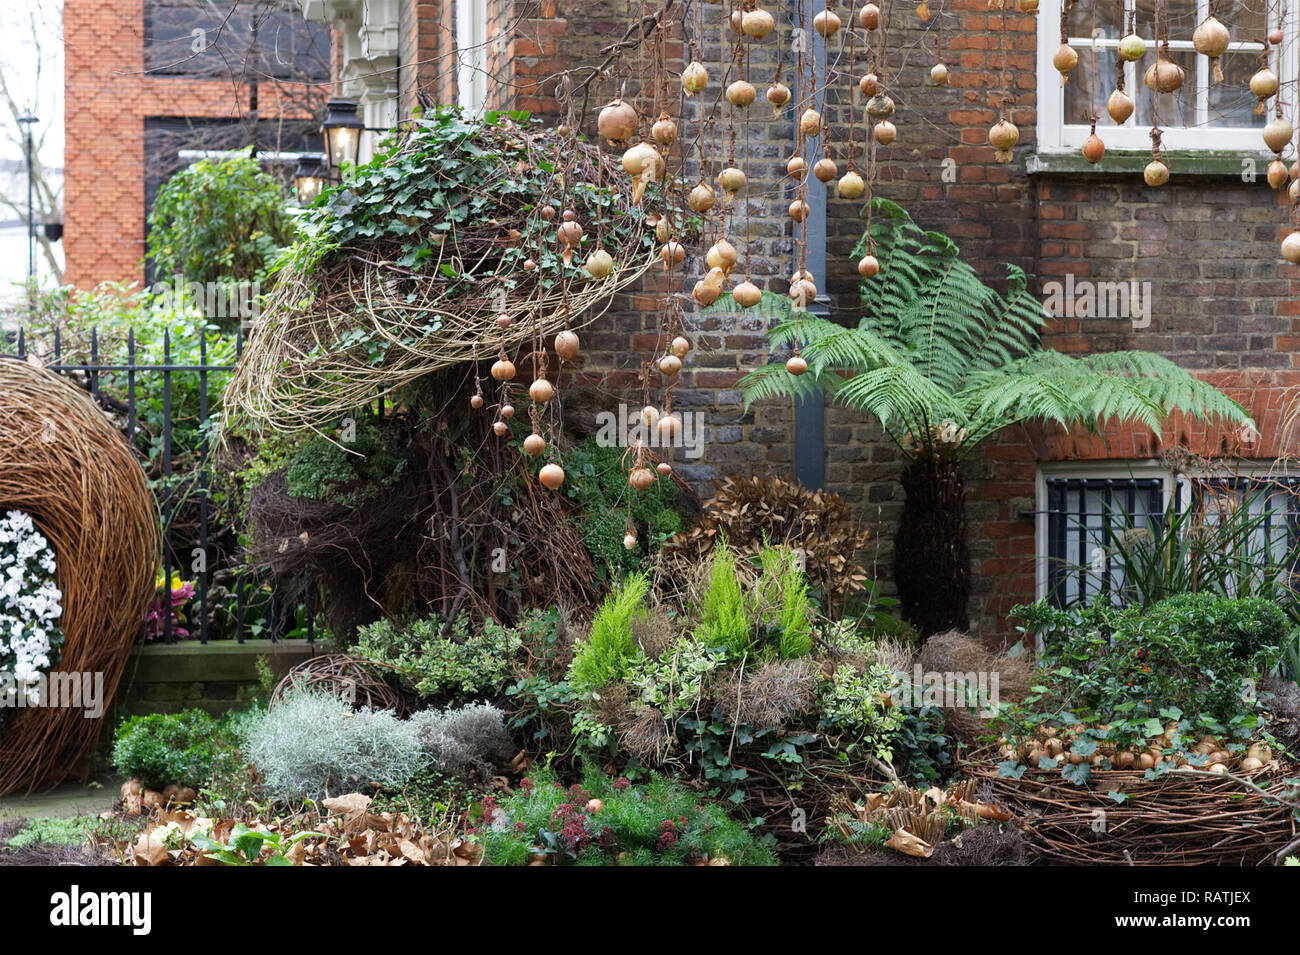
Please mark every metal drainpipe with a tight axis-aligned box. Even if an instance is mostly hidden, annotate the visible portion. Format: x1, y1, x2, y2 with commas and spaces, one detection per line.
792, 0, 827, 491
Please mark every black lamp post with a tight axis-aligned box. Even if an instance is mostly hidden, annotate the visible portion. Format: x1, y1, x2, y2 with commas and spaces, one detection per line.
321, 98, 363, 173
293, 154, 327, 205
17, 110, 37, 294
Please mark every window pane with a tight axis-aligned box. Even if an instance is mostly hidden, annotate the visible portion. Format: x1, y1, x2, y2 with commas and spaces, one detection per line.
1132, 49, 1197, 127
1065, 47, 1122, 125
1045, 478, 1164, 608
1210, 47, 1270, 127
1134, 0, 1199, 39
1068, 0, 1126, 39
1217, 0, 1269, 38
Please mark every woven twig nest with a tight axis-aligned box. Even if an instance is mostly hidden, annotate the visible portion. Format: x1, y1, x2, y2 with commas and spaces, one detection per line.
269, 653, 408, 716
0, 359, 160, 794
969, 759, 1299, 865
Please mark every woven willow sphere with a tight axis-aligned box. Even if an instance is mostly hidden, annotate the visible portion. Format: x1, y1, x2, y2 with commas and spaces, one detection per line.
0, 359, 160, 794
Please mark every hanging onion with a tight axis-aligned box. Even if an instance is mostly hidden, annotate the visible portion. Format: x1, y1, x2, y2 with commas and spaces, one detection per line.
859, 3, 881, 29
931, 63, 949, 86
786, 355, 808, 375
1053, 44, 1079, 84
1143, 160, 1170, 187
1282, 231, 1300, 264
1267, 159, 1289, 189
682, 61, 708, 96
500, 403, 515, 420
523, 433, 546, 456
727, 80, 757, 108
1263, 117, 1293, 154
629, 467, 656, 491
732, 280, 762, 308
688, 183, 716, 212
621, 142, 665, 204
859, 73, 880, 96
659, 240, 686, 269
1193, 16, 1229, 83
718, 166, 747, 198
597, 98, 639, 143
693, 280, 722, 307
866, 94, 896, 119
538, 463, 565, 490
858, 254, 880, 278
671, 336, 691, 358
470, 394, 484, 410
813, 9, 841, 37
988, 119, 1019, 162
742, 7, 775, 38
659, 354, 683, 376
873, 120, 897, 145
1118, 32, 1146, 62
657, 462, 672, 476
493, 421, 509, 436
706, 238, 739, 273
1107, 88, 1135, 124
658, 415, 682, 442
529, 378, 554, 403
789, 277, 818, 307
789, 198, 811, 222
1144, 57, 1185, 93
585, 248, 614, 279
651, 112, 677, 146
767, 82, 792, 118
787, 155, 808, 178
838, 170, 866, 199
491, 359, 517, 382
1251, 68, 1279, 99
800, 108, 823, 137
554, 330, 580, 361
814, 157, 838, 182
1082, 132, 1105, 164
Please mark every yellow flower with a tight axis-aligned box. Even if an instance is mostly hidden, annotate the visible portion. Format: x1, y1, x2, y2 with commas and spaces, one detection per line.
155, 572, 190, 591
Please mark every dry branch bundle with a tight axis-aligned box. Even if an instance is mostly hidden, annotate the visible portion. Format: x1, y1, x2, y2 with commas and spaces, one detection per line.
0, 359, 160, 794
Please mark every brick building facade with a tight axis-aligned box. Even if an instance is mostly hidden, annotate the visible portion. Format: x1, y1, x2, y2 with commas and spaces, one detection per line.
66, 0, 1300, 641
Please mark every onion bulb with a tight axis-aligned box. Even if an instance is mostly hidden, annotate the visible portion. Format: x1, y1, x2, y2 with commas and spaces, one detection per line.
800, 108, 823, 137
639, 405, 660, 429
873, 120, 897, 146
523, 433, 546, 456
866, 94, 896, 119
1263, 116, 1293, 154
622, 532, 638, 551
1053, 44, 1079, 84
858, 254, 880, 278
732, 280, 762, 308
597, 98, 639, 143
1193, 16, 1229, 82
501, 404, 516, 420
659, 354, 682, 377
554, 329, 580, 361
671, 336, 690, 358
767, 82, 792, 117
1107, 88, 1135, 124
1270, 28, 1284, 44
629, 467, 656, 491
557, 219, 583, 248
1251, 68, 1279, 100
657, 462, 672, 476
706, 238, 739, 273
838, 170, 866, 199
1118, 33, 1146, 62
789, 278, 817, 307
859, 3, 881, 29
538, 463, 565, 490
931, 63, 949, 86
1082, 132, 1105, 164
988, 119, 1019, 162
651, 112, 677, 146
813, 9, 841, 37
1268, 159, 1290, 189
1143, 159, 1170, 187
496, 314, 512, 330
1291, 179, 1300, 201
742, 7, 775, 38
654, 217, 672, 243
493, 420, 508, 437
529, 378, 554, 403
491, 359, 516, 382
659, 241, 686, 269
470, 394, 484, 410
1144, 57, 1185, 93
585, 248, 614, 279
859, 73, 880, 96
786, 355, 808, 376
789, 198, 811, 222
726, 80, 757, 108
814, 157, 838, 182
689, 182, 716, 212
621, 142, 665, 204
692, 280, 722, 307
682, 61, 708, 96
787, 155, 808, 178
1283, 231, 1300, 264
718, 166, 747, 198
658, 415, 682, 442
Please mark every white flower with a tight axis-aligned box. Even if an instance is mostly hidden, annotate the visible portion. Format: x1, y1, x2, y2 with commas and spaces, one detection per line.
0, 510, 63, 707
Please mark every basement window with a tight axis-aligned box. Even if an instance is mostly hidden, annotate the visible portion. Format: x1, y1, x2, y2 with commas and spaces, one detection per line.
457, 0, 489, 115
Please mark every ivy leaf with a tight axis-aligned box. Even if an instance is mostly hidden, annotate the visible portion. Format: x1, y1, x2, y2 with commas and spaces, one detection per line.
997, 759, 1026, 779
1061, 761, 1091, 786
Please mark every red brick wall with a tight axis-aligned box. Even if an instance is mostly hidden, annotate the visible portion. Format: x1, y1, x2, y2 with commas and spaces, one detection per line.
63, 0, 323, 288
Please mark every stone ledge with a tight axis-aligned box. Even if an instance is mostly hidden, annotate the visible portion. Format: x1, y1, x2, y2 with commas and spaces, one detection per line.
122, 640, 318, 684
1026, 149, 1277, 178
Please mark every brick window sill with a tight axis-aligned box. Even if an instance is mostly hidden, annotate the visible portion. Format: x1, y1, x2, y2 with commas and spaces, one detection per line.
1026, 149, 1278, 178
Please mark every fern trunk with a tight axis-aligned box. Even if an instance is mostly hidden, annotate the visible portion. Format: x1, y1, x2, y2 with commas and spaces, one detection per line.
895, 458, 970, 637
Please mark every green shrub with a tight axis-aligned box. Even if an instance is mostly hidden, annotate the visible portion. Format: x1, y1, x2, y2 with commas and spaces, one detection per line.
5, 816, 97, 850
356, 612, 523, 698
754, 546, 813, 658
283, 418, 408, 506
569, 574, 650, 692
1141, 592, 1289, 660
478, 764, 775, 866
237, 691, 425, 802
696, 538, 750, 656
112, 709, 220, 789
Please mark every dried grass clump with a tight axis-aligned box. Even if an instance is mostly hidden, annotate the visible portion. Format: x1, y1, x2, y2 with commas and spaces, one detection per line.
630, 606, 679, 659
917, 630, 1036, 743
661, 476, 871, 613
716, 659, 819, 731
619, 704, 674, 766
0, 359, 160, 795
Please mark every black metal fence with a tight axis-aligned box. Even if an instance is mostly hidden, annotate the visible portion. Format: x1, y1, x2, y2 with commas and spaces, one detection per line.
3, 325, 315, 645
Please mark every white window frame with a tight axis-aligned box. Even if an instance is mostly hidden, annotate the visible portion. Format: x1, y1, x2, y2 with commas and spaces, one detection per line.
456, 0, 488, 115
1034, 459, 1297, 608
1035, 0, 1298, 154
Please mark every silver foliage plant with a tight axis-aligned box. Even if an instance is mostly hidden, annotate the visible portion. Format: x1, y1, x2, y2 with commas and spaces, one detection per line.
240, 691, 510, 801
